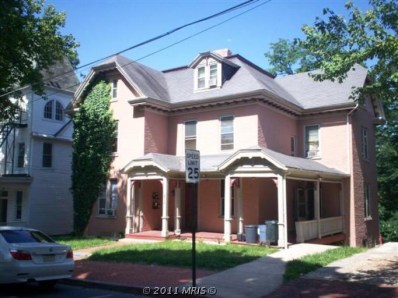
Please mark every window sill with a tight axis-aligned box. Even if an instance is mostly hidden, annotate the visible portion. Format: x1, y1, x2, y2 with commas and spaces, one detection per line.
96, 215, 117, 219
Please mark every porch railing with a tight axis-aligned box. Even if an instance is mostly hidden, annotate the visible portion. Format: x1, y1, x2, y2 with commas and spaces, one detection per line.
295, 216, 343, 243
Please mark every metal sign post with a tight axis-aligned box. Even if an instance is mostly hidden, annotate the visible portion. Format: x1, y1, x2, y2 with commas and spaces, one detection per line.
185, 149, 200, 287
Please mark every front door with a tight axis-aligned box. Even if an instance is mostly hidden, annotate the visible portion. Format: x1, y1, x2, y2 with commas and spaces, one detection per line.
0, 199, 7, 223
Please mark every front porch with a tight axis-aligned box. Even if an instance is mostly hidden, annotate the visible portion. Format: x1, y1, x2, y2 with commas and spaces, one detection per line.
125, 229, 345, 246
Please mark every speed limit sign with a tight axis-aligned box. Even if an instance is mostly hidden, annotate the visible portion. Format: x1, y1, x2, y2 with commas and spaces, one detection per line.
185, 149, 200, 183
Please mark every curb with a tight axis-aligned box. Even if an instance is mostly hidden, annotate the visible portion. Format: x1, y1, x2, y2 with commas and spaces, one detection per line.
61, 278, 147, 296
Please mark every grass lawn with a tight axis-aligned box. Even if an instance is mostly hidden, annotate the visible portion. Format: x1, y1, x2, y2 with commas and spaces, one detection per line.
283, 246, 365, 282
52, 235, 116, 250
89, 240, 278, 271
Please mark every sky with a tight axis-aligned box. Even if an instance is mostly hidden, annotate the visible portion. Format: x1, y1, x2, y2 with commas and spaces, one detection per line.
47, 0, 371, 77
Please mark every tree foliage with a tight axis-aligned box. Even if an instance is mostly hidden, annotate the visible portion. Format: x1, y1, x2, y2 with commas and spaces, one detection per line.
299, 0, 397, 104
72, 81, 116, 235
264, 38, 316, 76
0, 0, 79, 121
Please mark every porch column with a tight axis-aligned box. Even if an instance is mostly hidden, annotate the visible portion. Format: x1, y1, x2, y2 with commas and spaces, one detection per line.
224, 175, 232, 242
315, 180, 321, 238
339, 182, 345, 233
125, 178, 133, 235
138, 183, 143, 232
277, 174, 288, 248
237, 178, 244, 235
174, 181, 181, 235
161, 177, 169, 237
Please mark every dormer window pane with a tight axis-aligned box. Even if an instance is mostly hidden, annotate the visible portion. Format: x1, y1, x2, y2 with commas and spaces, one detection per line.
210, 64, 217, 85
197, 67, 205, 89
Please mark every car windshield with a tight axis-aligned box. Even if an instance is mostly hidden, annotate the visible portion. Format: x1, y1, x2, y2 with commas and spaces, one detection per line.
0, 230, 55, 244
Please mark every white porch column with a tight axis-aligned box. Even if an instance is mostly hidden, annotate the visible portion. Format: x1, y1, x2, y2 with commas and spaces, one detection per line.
224, 175, 232, 242
161, 177, 169, 237
315, 180, 321, 238
237, 178, 244, 235
125, 178, 133, 235
277, 174, 288, 248
138, 183, 143, 232
174, 181, 181, 235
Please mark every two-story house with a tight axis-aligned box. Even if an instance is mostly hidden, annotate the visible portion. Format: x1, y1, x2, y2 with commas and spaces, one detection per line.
0, 59, 79, 235
71, 49, 384, 247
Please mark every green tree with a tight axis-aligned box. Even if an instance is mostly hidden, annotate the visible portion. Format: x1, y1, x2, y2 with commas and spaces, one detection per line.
72, 81, 116, 235
0, 0, 79, 121
299, 0, 397, 105
264, 38, 316, 76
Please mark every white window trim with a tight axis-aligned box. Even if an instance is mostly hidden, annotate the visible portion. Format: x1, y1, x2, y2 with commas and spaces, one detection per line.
304, 124, 321, 159
98, 179, 118, 217
220, 115, 234, 151
194, 61, 221, 91
184, 120, 197, 150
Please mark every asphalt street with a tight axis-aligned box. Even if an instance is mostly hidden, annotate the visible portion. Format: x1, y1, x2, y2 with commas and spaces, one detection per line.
0, 283, 144, 298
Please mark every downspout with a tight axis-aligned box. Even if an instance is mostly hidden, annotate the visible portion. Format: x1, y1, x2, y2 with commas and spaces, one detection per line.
346, 103, 359, 246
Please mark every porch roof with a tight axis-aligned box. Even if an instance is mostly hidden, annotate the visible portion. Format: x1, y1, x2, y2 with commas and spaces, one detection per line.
122, 146, 347, 179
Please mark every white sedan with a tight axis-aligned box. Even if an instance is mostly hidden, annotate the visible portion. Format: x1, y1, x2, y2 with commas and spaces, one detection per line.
0, 226, 74, 287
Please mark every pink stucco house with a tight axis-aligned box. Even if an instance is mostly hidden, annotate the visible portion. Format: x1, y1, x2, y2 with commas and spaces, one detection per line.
71, 49, 384, 248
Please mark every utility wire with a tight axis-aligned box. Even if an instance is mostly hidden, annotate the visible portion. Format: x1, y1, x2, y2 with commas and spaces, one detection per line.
11, 0, 272, 104
0, 0, 260, 99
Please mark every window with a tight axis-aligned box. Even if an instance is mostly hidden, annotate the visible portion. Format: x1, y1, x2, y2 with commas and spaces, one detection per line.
55, 101, 63, 121
209, 64, 217, 86
361, 127, 368, 160
220, 180, 235, 217
16, 191, 23, 220
305, 125, 320, 158
111, 80, 118, 98
195, 62, 219, 90
185, 121, 197, 150
98, 179, 118, 216
221, 116, 234, 150
112, 121, 118, 153
197, 67, 205, 89
44, 101, 53, 119
17, 143, 25, 168
290, 136, 296, 156
43, 100, 63, 121
42, 143, 52, 168
364, 183, 371, 218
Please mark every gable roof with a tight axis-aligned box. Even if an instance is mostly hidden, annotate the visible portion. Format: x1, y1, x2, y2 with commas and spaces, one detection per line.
41, 58, 80, 93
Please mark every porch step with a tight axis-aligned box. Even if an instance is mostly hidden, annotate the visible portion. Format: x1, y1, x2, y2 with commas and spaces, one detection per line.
308, 233, 345, 245
125, 232, 174, 241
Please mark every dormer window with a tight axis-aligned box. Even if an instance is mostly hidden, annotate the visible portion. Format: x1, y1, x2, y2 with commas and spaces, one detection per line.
194, 62, 220, 91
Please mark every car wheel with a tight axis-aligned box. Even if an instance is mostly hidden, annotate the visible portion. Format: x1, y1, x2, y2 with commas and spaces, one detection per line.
39, 280, 58, 289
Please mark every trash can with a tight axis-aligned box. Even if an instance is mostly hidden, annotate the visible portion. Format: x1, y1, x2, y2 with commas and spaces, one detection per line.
265, 220, 278, 244
258, 224, 267, 243
245, 225, 258, 243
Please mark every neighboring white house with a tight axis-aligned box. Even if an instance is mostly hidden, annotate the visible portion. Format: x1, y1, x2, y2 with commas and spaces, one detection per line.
0, 60, 79, 235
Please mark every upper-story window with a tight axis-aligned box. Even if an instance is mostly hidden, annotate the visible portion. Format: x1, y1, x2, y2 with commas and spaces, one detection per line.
17, 143, 25, 168
305, 125, 320, 158
221, 116, 234, 150
111, 80, 118, 98
195, 62, 219, 90
364, 183, 371, 219
42, 142, 52, 168
112, 121, 118, 153
361, 127, 368, 160
185, 121, 197, 150
43, 100, 63, 121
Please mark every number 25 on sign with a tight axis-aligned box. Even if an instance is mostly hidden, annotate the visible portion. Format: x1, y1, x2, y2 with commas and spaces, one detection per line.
185, 149, 200, 183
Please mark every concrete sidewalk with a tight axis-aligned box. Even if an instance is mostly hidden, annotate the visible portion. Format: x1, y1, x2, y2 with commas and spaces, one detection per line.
194, 243, 336, 298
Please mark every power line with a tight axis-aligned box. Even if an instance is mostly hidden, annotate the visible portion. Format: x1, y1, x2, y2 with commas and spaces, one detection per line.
12, 0, 273, 104
0, 0, 260, 100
